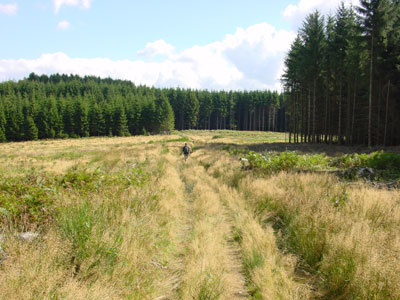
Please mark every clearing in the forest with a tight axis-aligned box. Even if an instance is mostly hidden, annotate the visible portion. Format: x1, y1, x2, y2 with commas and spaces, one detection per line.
0, 130, 399, 300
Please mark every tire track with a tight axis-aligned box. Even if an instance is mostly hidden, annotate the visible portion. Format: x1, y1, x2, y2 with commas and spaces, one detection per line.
174, 155, 249, 299
192, 148, 311, 299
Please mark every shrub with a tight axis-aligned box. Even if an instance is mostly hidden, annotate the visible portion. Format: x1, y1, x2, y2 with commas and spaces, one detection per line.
0, 173, 56, 229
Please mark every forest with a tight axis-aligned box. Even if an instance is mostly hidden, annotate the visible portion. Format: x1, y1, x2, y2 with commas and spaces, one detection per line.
282, 0, 400, 146
1, 1, 399, 147
0, 73, 285, 142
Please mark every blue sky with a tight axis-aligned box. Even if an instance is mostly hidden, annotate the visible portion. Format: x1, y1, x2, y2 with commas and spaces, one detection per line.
0, 0, 358, 90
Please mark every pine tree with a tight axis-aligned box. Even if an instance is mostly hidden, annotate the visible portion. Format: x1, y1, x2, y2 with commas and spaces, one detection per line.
127, 95, 142, 135
357, 0, 391, 146
113, 105, 130, 136
155, 93, 174, 133
23, 115, 38, 141
300, 10, 326, 143
73, 99, 89, 137
0, 106, 6, 142
88, 103, 105, 136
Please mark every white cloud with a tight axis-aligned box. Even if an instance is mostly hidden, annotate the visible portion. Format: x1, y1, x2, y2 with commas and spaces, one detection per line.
53, 0, 91, 14
0, 22, 296, 91
137, 40, 175, 58
57, 20, 70, 30
283, 0, 359, 29
0, 2, 18, 15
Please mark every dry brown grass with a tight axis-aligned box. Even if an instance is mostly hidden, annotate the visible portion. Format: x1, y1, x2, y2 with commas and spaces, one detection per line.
1, 131, 398, 299
0, 135, 187, 300
238, 173, 400, 299
195, 149, 311, 299
178, 165, 248, 299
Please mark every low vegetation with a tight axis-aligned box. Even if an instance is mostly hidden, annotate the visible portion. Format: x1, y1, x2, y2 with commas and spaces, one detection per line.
0, 130, 399, 299
239, 149, 400, 182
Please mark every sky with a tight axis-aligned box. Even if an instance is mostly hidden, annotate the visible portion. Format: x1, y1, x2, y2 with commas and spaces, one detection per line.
0, 0, 359, 90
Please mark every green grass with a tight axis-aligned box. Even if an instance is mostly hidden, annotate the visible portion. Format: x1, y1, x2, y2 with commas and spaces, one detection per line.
0, 172, 57, 230
237, 150, 400, 181
196, 273, 223, 300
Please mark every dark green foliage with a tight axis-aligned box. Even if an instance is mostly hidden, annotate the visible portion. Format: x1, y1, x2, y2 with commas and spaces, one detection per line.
88, 103, 106, 136
283, 1, 400, 146
0, 173, 56, 230
185, 92, 199, 129
0, 73, 287, 142
73, 99, 89, 137
241, 149, 400, 180
154, 93, 174, 133
112, 105, 129, 136
23, 115, 38, 141
0, 106, 6, 142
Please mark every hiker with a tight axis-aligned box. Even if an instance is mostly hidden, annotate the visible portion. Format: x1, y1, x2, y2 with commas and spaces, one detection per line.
182, 143, 191, 162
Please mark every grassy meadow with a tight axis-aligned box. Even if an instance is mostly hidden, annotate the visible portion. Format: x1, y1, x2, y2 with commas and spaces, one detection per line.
0, 130, 399, 300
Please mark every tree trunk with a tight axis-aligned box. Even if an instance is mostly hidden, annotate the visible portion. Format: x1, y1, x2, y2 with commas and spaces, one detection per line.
368, 34, 374, 148
313, 78, 316, 143
273, 107, 276, 132
302, 92, 305, 143
308, 88, 311, 143
324, 92, 328, 143
384, 80, 390, 146
338, 84, 342, 144
377, 80, 381, 144
262, 107, 265, 131
351, 77, 357, 144
294, 91, 298, 143
346, 83, 351, 144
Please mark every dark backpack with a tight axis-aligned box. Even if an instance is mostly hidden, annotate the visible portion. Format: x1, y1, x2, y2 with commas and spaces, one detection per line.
183, 145, 190, 154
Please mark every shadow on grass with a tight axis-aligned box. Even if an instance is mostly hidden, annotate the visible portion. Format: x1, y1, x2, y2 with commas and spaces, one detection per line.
201, 141, 400, 156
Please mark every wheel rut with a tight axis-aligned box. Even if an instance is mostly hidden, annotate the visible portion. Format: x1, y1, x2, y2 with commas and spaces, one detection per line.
172, 153, 249, 299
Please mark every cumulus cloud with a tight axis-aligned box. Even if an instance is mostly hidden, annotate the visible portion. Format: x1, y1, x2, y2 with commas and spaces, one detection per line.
137, 40, 176, 58
0, 2, 18, 15
283, 0, 359, 29
53, 0, 91, 14
57, 20, 70, 30
0, 22, 296, 91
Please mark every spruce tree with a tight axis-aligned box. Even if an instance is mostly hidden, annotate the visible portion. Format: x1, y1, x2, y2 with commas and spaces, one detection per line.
0, 107, 6, 142
185, 92, 199, 129
155, 93, 174, 133
23, 115, 38, 141
112, 105, 130, 136
88, 103, 105, 136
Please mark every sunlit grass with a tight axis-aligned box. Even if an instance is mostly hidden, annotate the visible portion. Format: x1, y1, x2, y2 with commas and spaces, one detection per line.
0, 130, 399, 299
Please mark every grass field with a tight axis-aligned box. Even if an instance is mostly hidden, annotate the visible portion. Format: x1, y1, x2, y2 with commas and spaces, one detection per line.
0, 130, 399, 300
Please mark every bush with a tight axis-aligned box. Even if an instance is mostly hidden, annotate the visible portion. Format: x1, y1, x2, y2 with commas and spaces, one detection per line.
367, 151, 400, 170
241, 150, 400, 180
0, 173, 56, 229
244, 151, 302, 173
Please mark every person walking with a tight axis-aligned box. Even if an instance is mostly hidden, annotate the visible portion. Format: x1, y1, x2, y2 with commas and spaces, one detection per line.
182, 143, 191, 162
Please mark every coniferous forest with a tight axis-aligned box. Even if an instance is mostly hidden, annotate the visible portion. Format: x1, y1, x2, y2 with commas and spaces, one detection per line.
282, 1, 400, 146
1, 2, 399, 146
0, 73, 285, 142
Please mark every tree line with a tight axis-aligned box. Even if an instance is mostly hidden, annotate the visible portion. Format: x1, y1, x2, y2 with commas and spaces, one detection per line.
282, 0, 400, 146
0, 73, 285, 142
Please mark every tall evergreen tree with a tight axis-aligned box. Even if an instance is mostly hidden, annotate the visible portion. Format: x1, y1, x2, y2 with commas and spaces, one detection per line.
23, 115, 38, 141
0, 106, 6, 142
357, 0, 391, 146
112, 105, 130, 136
185, 92, 199, 129
155, 93, 174, 133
